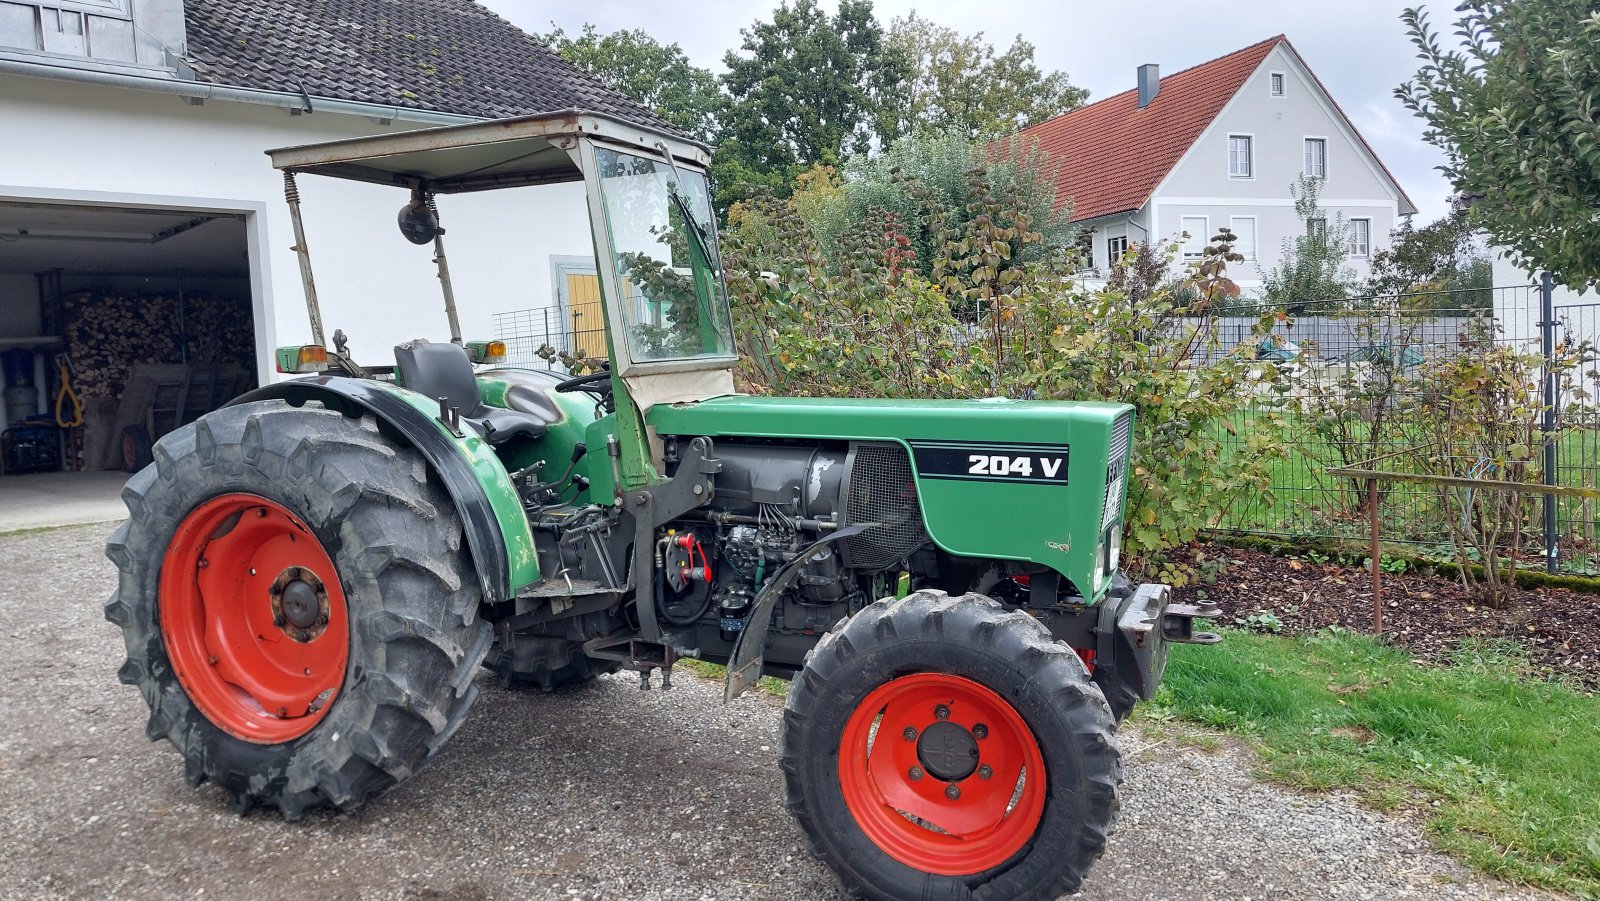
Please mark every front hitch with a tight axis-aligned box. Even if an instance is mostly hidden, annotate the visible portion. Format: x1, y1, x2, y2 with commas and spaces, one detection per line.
1099, 582, 1223, 703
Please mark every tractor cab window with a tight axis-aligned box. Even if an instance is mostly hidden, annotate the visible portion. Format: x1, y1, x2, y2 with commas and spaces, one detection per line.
594, 146, 735, 364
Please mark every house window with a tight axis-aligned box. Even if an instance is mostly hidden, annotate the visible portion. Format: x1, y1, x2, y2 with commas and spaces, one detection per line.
1228, 135, 1252, 178
1270, 73, 1285, 96
1349, 219, 1371, 257
1180, 216, 1209, 260
1307, 218, 1328, 240
1229, 217, 1257, 262
1304, 138, 1327, 178
1106, 234, 1129, 263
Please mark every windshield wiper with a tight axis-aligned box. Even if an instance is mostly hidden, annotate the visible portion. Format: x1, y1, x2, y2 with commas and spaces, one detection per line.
653, 141, 721, 271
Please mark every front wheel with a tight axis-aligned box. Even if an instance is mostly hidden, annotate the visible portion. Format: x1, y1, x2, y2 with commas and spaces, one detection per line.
780, 590, 1121, 900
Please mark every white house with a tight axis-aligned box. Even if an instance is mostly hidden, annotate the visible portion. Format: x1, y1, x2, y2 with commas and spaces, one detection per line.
0, 0, 674, 473
1020, 35, 1418, 295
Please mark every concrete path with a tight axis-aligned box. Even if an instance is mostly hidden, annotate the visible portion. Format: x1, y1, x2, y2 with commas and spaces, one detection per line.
0, 471, 128, 533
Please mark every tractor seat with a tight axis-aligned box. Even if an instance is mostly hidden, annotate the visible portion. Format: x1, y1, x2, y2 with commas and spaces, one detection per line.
393, 340, 549, 445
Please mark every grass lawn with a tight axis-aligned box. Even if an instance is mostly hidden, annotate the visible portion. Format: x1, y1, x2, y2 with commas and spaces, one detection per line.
1147, 629, 1600, 897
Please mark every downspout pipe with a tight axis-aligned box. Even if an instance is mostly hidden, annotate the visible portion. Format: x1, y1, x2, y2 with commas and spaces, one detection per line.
0, 57, 484, 127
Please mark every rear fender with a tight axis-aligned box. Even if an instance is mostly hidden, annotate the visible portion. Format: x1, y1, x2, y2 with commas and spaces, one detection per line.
230, 376, 538, 601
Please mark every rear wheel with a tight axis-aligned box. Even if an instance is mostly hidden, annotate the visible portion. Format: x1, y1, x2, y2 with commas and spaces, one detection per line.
105, 400, 492, 818
781, 590, 1121, 900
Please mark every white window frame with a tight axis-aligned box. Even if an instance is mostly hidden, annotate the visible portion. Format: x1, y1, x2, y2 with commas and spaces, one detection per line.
1228, 215, 1258, 262
1180, 216, 1209, 260
1227, 134, 1254, 179
1269, 71, 1286, 97
1304, 137, 1328, 179
1348, 218, 1371, 258
1106, 234, 1129, 264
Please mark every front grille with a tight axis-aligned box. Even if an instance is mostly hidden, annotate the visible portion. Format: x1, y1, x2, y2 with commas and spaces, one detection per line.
1102, 412, 1133, 531
844, 443, 929, 570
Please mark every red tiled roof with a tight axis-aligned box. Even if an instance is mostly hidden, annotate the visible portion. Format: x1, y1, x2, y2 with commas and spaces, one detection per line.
1020, 36, 1282, 222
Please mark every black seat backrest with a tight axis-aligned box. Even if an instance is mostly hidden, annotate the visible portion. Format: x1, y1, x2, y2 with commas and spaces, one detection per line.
394, 341, 483, 416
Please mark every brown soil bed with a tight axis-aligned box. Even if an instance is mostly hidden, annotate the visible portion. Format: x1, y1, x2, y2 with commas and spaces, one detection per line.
1165, 543, 1600, 691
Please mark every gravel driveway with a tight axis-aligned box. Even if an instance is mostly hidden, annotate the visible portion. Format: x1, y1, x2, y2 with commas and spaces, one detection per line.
0, 523, 1543, 900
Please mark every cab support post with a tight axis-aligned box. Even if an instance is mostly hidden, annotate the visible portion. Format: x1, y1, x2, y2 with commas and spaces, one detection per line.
283, 170, 326, 347
428, 195, 463, 346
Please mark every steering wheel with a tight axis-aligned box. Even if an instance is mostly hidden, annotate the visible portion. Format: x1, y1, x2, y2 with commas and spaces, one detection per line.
553, 368, 613, 396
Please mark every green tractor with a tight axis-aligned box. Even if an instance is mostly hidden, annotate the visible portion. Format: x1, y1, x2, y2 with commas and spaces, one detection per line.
105, 112, 1217, 900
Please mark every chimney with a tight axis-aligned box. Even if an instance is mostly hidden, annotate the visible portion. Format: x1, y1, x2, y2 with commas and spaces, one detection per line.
1137, 63, 1160, 108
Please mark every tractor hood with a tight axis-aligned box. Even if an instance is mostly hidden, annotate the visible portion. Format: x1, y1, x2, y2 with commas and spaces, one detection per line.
649, 395, 1135, 601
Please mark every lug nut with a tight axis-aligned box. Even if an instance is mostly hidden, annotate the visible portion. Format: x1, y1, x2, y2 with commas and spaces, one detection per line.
303, 668, 312, 676
934, 704, 950, 720
973, 723, 988, 739
908, 767, 924, 781
945, 784, 961, 800
249, 568, 257, 576
978, 765, 993, 780
903, 726, 917, 741
273, 614, 286, 627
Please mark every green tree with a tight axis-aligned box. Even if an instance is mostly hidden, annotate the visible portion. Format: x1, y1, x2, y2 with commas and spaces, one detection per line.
537, 24, 722, 142
1365, 209, 1491, 309
882, 13, 1087, 139
728, 132, 1072, 280
1398, 3, 1600, 291
1261, 175, 1357, 310
715, 0, 909, 206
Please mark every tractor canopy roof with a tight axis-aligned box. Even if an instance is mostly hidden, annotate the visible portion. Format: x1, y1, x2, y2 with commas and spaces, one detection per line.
266, 109, 712, 193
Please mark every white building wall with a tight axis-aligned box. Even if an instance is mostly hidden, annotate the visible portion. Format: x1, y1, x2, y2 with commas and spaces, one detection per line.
1491, 247, 1593, 348
0, 75, 594, 382
1147, 44, 1404, 295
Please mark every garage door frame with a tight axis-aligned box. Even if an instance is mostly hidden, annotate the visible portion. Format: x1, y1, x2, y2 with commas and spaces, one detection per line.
0, 184, 275, 388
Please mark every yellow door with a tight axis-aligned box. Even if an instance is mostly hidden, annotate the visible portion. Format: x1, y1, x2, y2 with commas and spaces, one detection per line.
565, 273, 608, 361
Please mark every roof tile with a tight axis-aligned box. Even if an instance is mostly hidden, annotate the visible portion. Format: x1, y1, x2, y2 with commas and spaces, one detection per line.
182, 0, 682, 134
1019, 36, 1281, 222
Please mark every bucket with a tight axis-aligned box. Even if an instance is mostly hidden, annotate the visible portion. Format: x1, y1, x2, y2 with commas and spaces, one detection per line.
1, 348, 34, 388
4, 385, 37, 426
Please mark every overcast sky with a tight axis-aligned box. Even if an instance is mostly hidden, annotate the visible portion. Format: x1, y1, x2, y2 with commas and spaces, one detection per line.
484, 0, 1455, 222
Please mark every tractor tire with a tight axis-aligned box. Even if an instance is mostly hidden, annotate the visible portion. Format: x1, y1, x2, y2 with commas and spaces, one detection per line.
120, 424, 152, 473
485, 634, 613, 691
104, 399, 492, 819
780, 590, 1121, 901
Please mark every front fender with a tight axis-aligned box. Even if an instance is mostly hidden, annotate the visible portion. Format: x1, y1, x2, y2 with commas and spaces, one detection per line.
231, 376, 538, 602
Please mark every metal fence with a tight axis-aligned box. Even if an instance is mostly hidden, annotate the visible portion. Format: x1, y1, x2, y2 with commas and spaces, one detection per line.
1209, 280, 1600, 575
491, 306, 607, 370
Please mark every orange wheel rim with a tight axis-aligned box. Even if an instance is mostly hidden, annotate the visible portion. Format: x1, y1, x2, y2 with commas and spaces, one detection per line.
159, 493, 349, 744
838, 672, 1046, 876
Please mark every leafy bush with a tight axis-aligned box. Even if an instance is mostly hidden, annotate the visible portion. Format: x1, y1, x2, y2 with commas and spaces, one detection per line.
723, 169, 1290, 581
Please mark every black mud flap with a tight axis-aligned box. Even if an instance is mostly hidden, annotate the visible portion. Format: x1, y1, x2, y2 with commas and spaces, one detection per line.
723, 522, 875, 703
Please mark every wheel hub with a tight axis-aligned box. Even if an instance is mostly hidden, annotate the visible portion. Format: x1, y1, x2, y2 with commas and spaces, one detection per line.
159, 494, 349, 743
270, 566, 330, 641
917, 721, 979, 782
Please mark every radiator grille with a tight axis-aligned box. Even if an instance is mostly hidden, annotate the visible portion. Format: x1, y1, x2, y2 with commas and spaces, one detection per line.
1102, 412, 1133, 530
844, 443, 929, 570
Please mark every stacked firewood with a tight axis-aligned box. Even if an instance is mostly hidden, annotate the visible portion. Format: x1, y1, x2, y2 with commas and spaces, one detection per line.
62, 290, 255, 399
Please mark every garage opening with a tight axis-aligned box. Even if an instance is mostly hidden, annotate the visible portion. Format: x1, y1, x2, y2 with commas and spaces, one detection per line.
0, 200, 258, 498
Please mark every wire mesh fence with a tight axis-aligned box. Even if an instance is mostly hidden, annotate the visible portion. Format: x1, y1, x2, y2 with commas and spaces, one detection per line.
491, 306, 607, 371
1207, 281, 1600, 576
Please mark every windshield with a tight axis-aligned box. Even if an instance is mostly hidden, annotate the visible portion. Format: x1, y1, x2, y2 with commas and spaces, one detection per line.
594, 146, 735, 364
